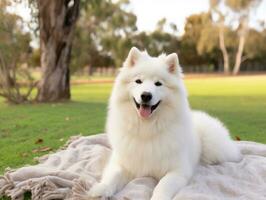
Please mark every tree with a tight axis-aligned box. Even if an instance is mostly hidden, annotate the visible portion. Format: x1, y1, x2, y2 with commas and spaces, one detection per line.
131, 30, 180, 58
210, 0, 230, 73
181, 12, 221, 70
226, 0, 262, 75
156, 18, 167, 32
0, 0, 35, 103
36, 0, 80, 102
71, 0, 137, 72
244, 28, 266, 68
210, 0, 262, 74
93, 0, 137, 68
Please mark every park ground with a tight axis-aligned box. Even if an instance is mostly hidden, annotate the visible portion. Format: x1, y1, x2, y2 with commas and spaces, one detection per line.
0, 74, 266, 174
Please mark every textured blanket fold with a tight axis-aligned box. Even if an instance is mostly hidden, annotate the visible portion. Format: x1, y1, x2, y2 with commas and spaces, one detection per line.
1, 133, 266, 200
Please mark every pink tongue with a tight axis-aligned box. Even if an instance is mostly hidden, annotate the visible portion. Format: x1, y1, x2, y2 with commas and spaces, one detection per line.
139, 106, 152, 118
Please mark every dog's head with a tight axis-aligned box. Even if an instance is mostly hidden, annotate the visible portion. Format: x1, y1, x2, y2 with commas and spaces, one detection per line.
113, 47, 186, 119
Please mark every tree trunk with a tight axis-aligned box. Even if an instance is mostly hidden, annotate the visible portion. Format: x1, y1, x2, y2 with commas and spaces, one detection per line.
233, 34, 246, 75
218, 22, 230, 74
37, 0, 79, 102
233, 19, 248, 75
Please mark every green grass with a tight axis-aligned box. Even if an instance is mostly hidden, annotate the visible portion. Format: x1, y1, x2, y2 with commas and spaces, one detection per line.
0, 75, 266, 174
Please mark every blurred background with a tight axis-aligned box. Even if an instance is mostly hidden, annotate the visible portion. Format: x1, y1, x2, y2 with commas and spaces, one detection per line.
0, 0, 265, 172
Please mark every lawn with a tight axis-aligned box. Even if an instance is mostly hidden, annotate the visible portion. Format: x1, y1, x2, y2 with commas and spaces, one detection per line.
0, 75, 266, 174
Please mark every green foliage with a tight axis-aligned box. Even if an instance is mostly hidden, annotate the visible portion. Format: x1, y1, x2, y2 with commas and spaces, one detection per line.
0, 1, 31, 68
245, 29, 266, 61
132, 30, 180, 56
183, 12, 217, 55
56, 0, 266, 73
71, 0, 183, 71
180, 12, 220, 68
5, 0, 266, 75
0, 0, 36, 103
71, 0, 137, 71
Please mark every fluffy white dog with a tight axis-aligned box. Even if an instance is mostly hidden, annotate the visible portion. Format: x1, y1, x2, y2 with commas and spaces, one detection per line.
88, 47, 242, 200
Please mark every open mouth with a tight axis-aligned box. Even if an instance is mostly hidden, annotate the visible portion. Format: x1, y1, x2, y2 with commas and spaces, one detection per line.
133, 98, 161, 118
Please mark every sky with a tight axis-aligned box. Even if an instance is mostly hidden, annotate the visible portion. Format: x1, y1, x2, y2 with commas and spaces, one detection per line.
130, 0, 210, 34
130, 0, 266, 34
7, 1, 32, 32
9, 0, 266, 35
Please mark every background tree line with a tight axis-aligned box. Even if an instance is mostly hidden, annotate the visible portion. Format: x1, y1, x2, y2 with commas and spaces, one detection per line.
0, 0, 265, 103
69, 0, 266, 75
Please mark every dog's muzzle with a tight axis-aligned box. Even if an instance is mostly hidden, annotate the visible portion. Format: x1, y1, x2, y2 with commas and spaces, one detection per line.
133, 98, 161, 118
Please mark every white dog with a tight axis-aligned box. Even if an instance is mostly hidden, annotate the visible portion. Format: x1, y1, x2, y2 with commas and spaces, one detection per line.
88, 47, 242, 200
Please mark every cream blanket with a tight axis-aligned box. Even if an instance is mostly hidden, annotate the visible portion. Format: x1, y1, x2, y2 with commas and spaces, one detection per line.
1, 133, 266, 200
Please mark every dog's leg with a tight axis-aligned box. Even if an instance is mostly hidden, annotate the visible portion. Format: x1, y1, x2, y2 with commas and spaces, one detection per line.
150, 171, 190, 200
88, 159, 130, 198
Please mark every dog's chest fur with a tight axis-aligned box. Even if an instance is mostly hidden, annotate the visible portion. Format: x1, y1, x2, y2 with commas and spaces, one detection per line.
109, 118, 188, 179
107, 99, 196, 179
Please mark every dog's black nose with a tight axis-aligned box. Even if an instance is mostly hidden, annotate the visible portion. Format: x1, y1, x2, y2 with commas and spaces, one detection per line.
141, 92, 152, 102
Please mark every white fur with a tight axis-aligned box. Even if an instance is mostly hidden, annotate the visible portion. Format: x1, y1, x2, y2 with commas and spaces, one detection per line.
88, 47, 242, 200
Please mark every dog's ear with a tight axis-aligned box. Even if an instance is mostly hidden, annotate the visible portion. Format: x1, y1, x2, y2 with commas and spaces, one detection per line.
166, 53, 179, 73
166, 53, 181, 74
124, 47, 142, 67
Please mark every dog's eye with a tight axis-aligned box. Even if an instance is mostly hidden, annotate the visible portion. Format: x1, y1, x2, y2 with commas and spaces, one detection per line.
155, 81, 162, 86
135, 79, 142, 84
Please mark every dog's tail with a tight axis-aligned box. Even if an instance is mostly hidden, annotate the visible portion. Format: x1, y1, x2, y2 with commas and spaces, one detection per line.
192, 111, 242, 165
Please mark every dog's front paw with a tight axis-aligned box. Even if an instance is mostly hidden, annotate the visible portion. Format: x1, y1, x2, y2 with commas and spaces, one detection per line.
151, 193, 171, 200
88, 183, 115, 198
